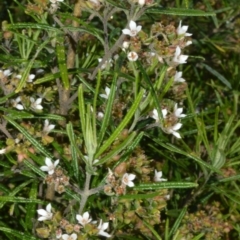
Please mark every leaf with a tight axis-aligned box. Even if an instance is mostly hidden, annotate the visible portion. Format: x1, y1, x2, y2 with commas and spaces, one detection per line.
66, 123, 79, 179
0, 179, 33, 209
202, 63, 232, 89
146, 7, 215, 16
134, 182, 198, 191
56, 35, 69, 89
25, 182, 38, 230
95, 89, 144, 158
97, 73, 117, 146
4, 116, 53, 158
168, 207, 188, 238
0, 227, 38, 240
157, 141, 221, 173
7, 23, 62, 33
96, 132, 137, 165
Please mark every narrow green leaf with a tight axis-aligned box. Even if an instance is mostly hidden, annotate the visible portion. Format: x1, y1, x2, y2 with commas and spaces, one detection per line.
142, 219, 162, 240
0, 107, 34, 119
0, 196, 43, 203
0, 179, 33, 209
146, 7, 215, 16
95, 89, 144, 158
157, 141, 221, 173
78, 85, 86, 138
98, 73, 117, 146
7, 23, 62, 32
56, 36, 69, 89
169, 207, 187, 238
96, 132, 137, 165
0, 92, 15, 104
4, 116, 53, 158
0, 227, 38, 240
134, 182, 198, 191
65, 188, 81, 201
15, 37, 53, 93
119, 191, 161, 200
24, 160, 46, 178
25, 182, 38, 230
202, 63, 232, 89
137, 61, 167, 124
66, 123, 79, 179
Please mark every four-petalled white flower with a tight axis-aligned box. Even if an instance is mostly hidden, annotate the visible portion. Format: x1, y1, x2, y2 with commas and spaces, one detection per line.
174, 71, 185, 83
100, 87, 110, 99
173, 46, 188, 64
76, 211, 92, 226
122, 20, 142, 37
98, 219, 111, 238
40, 157, 59, 175
43, 119, 55, 134
62, 233, 77, 240
177, 21, 192, 39
127, 51, 138, 61
30, 97, 43, 110
154, 170, 167, 182
37, 203, 53, 221
11, 96, 24, 110
122, 173, 136, 187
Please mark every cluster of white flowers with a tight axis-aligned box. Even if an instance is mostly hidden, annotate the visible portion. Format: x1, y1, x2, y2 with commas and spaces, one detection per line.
37, 207, 111, 238
122, 20, 142, 62
150, 21, 192, 138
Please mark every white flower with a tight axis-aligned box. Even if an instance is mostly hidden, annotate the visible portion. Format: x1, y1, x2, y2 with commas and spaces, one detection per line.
11, 96, 24, 110
127, 51, 138, 61
43, 119, 55, 134
122, 41, 130, 50
97, 111, 104, 119
98, 219, 111, 238
138, 0, 145, 6
152, 109, 167, 122
90, 0, 100, 5
174, 71, 185, 83
0, 148, 6, 154
122, 20, 142, 37
0, 69, 11, 77
62, 233, 77, 240
40, 157, 59, 175
37, 203, 53, 221
173, 46, 188, 64
50, 0, 64, 3
100, 87, 110, 99
76, 211, 92, 226
154, 170, 167, 182
174, 104, 186, 118
122, 173, 136, 187
166, 123, 182, 138
177, 21, 192, 39
30, 97, 43, 110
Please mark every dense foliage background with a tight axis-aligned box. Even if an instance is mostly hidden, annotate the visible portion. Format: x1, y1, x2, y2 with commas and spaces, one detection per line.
0, 0, 240, 239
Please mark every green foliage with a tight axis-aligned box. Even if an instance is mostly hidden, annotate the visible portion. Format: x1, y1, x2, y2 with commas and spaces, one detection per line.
0, 0, 240, 239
